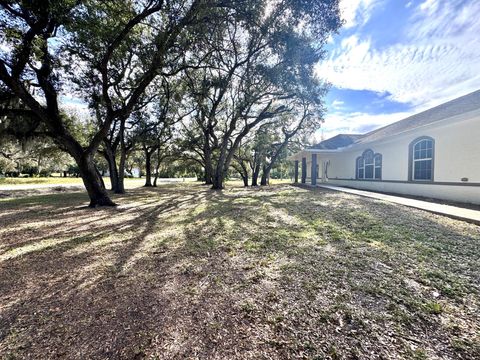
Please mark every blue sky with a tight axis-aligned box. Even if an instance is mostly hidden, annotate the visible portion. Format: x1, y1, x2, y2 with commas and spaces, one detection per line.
316, 0, 480, 140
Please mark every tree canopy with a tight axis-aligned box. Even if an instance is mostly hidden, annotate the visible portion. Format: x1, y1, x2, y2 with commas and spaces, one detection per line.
0, 0, 343, 205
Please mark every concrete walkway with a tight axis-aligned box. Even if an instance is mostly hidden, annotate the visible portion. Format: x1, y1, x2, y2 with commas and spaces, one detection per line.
317, 184, 480, 225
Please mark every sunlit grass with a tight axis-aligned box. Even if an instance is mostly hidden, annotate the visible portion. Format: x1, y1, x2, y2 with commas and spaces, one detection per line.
0, 177, 86, 185
0, 183, 479, 359
0, 176, 161, 186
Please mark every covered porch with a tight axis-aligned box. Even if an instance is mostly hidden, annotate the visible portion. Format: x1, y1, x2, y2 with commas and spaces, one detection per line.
289, 149, 337, 186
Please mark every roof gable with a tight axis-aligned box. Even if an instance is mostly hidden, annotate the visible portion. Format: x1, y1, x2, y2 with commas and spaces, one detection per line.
315, 89, 480, 150
311, 134, 363, 150
356, 89, 480, 144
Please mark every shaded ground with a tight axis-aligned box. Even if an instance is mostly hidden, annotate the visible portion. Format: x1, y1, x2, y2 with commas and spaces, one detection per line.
0, 183, 479, 359
0, 185, 86, 200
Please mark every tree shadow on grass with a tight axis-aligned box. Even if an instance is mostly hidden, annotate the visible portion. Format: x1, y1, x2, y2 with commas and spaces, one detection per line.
0, 183, 479, 359
160, 183, 480, 359
0, 184, 226, 358
249, 185, 480, 359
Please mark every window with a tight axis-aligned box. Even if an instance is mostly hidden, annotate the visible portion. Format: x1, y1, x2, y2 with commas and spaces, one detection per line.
374, 154, 382, 179
356, 157, 364, 179
410, 137, 434, 181
356, 149, 382, 180
364, 150, 374, 178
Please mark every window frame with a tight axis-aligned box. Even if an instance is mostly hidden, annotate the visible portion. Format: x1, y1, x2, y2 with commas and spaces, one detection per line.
356, 149, 382, 180
408, 136, 435, 182
356, 156, 364, 179
374, 154, 382, 180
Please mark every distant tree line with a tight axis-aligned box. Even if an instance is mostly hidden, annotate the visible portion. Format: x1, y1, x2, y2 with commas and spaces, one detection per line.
0, 0, 342, 206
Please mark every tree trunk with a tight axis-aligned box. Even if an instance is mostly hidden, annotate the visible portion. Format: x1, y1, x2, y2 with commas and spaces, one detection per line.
211, 146, 230, 190
144, 149, 152, 187
153, 158, 159, 187
103, 141, 120, 192
233, 163, 249, 187
115, 131, 126, 194
55, 134, 116, 207
211, 172, 224, 190
242, 174, 249, 187
153, 149, 162, 187
204, 156, 213, 185
251, 163, 261, 186
96, 166, 106, 189
204, 168, 212, 185
260, 139, 290, 186
203, 141, 213, 185
117, 156, 126, 193
260, 167, 270, 186
77, 154, 116, 207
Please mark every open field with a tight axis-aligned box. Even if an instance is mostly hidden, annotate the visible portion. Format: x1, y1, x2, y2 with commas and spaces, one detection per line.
0, 177, 87, 185
0, 178, 146, 201
0, 177, 147, 187
0, 177, 288, 187
0, 178, 199, 199
0, 183, 479, 359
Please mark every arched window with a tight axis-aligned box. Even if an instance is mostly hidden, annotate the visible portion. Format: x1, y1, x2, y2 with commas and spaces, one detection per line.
356, 157, 364, 179
356, 149, 382, 180
364, 150, 374, 178
374, 154, 382, 179
409, 136, 434, 181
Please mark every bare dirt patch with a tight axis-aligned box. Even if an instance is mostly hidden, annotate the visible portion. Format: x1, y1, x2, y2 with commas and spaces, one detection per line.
0, 183, 479, 359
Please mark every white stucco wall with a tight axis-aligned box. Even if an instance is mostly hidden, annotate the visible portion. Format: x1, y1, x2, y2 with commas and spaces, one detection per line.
326, 180, 480, 205
293, 109, 480, 204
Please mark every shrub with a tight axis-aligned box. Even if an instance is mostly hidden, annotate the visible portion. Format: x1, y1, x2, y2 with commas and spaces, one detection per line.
39, 169, 52, 177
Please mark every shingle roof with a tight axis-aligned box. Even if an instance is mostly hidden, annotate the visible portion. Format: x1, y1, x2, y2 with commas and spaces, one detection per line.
313, 89, 480, 150
311, 134, 363, 149
356, 89, 480, 144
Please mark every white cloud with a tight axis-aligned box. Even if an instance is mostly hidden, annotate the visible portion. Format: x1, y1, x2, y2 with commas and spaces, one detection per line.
419, 0, 439, 13
60, 95, 91, 122
319, 110, 415, 140
331, 100, 345, 109
340, 0, 381, 28
317, 0, 480, 110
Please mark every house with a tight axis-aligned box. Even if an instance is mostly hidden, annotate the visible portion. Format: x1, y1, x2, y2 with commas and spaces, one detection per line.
290, 90, 480, 205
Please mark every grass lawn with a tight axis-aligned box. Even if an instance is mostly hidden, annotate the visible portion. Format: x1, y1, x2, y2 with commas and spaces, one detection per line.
0, 177, 146, 186
0, 183, 479, 359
